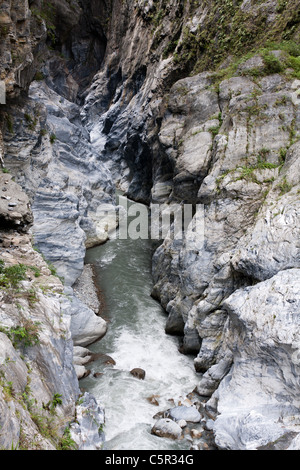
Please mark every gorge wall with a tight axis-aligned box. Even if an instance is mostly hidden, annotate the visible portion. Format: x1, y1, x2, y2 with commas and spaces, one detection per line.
0, 0, 300, 450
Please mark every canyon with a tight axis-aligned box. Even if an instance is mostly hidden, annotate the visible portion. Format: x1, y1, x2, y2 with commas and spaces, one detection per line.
0, 0, 299, 450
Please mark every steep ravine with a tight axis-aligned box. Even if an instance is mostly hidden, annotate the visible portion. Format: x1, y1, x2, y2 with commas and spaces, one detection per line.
0, 0, 300, 451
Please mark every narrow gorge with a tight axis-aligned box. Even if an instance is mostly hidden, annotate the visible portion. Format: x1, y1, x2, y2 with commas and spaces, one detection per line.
0, 0, 300, 451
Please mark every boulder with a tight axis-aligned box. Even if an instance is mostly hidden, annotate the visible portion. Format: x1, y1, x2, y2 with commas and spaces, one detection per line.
62, 287, 107, 347
130, 368, 146, 380
70, 393, 105, 450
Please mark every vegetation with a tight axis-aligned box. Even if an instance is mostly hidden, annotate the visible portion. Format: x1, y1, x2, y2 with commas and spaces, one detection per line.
58, 426, 77, 451
34, 71, 45, 81
216, 148, 282, 189
0, 321, 41, 348
0, 261, 28, 289
50, 133, 57, 144
277, 176, 293, 195
31, 1, 57, 44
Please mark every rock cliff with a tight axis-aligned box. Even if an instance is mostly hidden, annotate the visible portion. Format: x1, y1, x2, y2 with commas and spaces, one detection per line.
0, 0, 299, 451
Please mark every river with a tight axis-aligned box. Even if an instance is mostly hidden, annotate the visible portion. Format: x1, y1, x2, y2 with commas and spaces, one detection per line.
80, 195, 200, 450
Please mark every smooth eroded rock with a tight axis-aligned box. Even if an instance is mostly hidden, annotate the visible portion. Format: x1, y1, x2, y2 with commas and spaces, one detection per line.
151, 418, 182, 440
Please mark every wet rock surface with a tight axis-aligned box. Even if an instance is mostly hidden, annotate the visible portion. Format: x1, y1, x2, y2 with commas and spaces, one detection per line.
151, 418, 183, 440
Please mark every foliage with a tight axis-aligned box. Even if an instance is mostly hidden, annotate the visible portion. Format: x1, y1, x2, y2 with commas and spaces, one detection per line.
50, 133, 57, 144
30, 1, 57, 44
58, 426, 77, 451
277, 176, 292, 195
148, 0, 300, 77
44, 393, 63, 415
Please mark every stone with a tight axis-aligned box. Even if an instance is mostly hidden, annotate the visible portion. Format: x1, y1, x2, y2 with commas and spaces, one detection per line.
0, 0, 299, 452
151, 418, 182, 440
70, 393, 105, 450
73, 264, 101, 314
0, 233, 81, 449
0, 174, 33, 231
74, 364, 90, 380
130, 368, 146, 380
168, 406, 201, 423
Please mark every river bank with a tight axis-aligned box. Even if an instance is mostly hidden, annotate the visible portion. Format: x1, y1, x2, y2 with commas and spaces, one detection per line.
76, 196, 216, 450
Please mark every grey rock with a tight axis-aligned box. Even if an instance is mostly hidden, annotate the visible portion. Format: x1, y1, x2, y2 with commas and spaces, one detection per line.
4, 80, 116, 286
62, 287, 107, 347
151, 418, 182, 440
70, 393, 105, 450
0, 174, 33, 231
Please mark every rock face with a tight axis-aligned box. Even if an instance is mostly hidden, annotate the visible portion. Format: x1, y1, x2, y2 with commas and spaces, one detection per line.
0, 0, 300, 452
130, 368, 146, 380
70, 392, 105, 450
168, 406, 201, 424
0, 173, 33, 230
151, 418, 183, 440
78, 0, 300, 451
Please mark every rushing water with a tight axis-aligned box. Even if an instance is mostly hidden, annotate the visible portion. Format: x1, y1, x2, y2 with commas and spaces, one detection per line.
81, 195, 199, 450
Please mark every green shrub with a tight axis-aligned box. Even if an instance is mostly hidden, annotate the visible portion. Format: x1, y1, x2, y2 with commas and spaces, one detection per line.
0, 263, 27, 289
